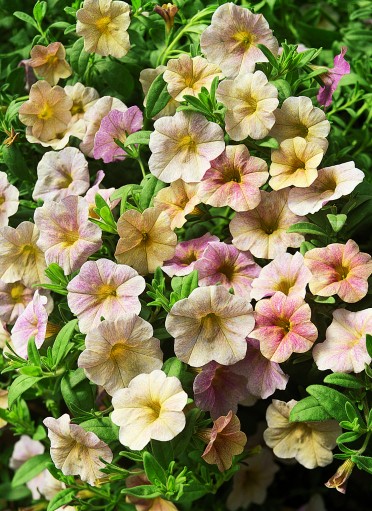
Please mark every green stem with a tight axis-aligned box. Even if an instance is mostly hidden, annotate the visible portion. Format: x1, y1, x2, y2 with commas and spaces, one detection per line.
137, 154, 147, 178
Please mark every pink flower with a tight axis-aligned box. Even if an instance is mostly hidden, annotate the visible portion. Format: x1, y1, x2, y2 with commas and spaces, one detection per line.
34, 196, 102, 275
197, 145, 268, 211
67, 259, 145, 334
250, 292, 318, 363
84, 170, 117, 217
194, 241, 260, 299
162, 233, 218, 277
313, 308, 372, 373
0, 171, 19, 227
0, 281, 52, 324
317, 47, 350, 108
93, 107, 143, 163
304, 240, 372, 303
250, 252, 312, 301
9, 435, 46, 499
154, 180, 200, 230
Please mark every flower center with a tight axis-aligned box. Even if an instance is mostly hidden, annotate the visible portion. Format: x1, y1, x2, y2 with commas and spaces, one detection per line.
95, 16, 112, 33
275, 278, 294, 295
182, 251, 197, 265
296, 124, 309, 138
178, 135, 196, 151
217, 262, 235, 280
71, 101, 85, 116
234, 30, 254, 49
222, 165, 242, 183
243, 96, 258, 116
201, 312, 220, 339
276, 317, 292, 333
22, 244, 34, 254
10, 283, 26, 303
38, 103, 54, 120
97, 284, 117, 298
146, 400, 162, 421
0, 196, 5, 206
46, 54, 59, 66
335, 264, 350, 281
110, 343, 126, 359
63, 230, 80, 246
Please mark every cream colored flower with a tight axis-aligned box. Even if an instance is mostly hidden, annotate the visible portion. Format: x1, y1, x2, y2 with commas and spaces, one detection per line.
139, 66, 179, 120
65, 82, 99, 122
0, 390, 8, 428
25, 118, 86, 150
153, 180, 200, 230
76, 0, 131, 58
29, 42, 72, 85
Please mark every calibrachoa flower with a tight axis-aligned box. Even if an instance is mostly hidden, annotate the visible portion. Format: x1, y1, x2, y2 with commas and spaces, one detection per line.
200, 3, 278, 78
78, 316, 163, 395
65, 82, 99, 122
154, 180, 200, 230
0, 281, 52, 324
34, 196, 102, 275
25, 118, 86, 150
111, 370, 188, 450
139, 66, 179, 120
163, 55, 222, 101
263, 399, 341, 468
0, 221, 47, 287
250, 252, 312, 301
194, 241, 261, 299
154, 3, 178, 32
32, 147, 90, 202
0, 171, 19, 227
162, 233, 219, 277
165, 285, 255, 366
84, 170, 118, 218
0, 390, 8, 429
269, 137, 324, 190
288, 162, 364, 216
313, 308, 372, 373
197, 145, 268, 211
76, 0, 131, 58
200, 411, 247, 472
19, 80, 72, 142
9, 435, 45, 499
325, 459, 355, 494
230, 189, 306, 259
29, 42, 72, 85
115, 207, 177, 275
251, 292, 318, 363
270, 96, 330, 152
304, 240, 372, 303
43, 414, 113, 486
67, 259, 145, 333
216, 71, 279, 141
317, 47, 350, 108
93, 107, 143, 163
148, 111, 225, 183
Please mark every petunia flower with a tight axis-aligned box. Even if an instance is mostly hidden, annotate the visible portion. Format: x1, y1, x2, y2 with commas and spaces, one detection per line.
9, 435, 45, 499
304, 240, 372, 303
153, 3, 178, 33
251, 292, 318, 363
194, 241, 261, 299
0, 390, 8, 429
19, 80, 72, 142
84, 170, 118, 218
148, 111, 225, 183
76, 0, 131, 58
325, 459, 355, 494
115, 207, 177, 275
263, 399, 341, 468
154, 180, 200, 230
18, 59, 37, 91
0, 281, 52, 325
197, 145, 268, 211
126, 471, 179, 511
29, 42, 72, 85
65, 82, 99, 122
165, 285, 255, 366
34, 196, 102, 275
317, 47, 350, 108
93, 107, 143, 163
25, 117, 86, 150
111, 370, 188, 450
313, 308, 372, 373
200, 3, 278, 78
230, 189, 306, 259
269, 137, 324, 190
67, 259, 145, 333
163, 54, 222, 101
288, 161, 364, 216
162, 233, 218, 277
216, 71, 279, 141
139, 66, 179, 120
43, 414, 113, 486
33, 147, 90, 202
0, 171, 19, 227
270, 96, 330, 152
250, 252, 312, 301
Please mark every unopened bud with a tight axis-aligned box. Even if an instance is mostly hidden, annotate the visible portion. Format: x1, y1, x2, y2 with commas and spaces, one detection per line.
154, 4, 178, 32
325, 459, 355, 494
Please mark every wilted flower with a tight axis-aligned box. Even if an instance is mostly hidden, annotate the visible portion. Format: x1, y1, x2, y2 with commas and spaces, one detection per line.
34, 196, 102, 275
304, 239, 372, 303
0, 390, 8, 429
18, 59, 37, 91
317, 47, 350, 108
154, 180, 200, 230
44, 414, 113, 486
263, 399, 341, 468
29, 42, 72, 85
139, 66, 179, 120
200, 3, 278, 78
165, 285, 255, 366
325, 459, 355, 494
230, 189, 306, 259
217, 72, 278, 141
313, 308, 372, 373
33, 147, 90, 202
149, 111, 225, 183
198, 145, 268, 211
76, 0, 131, 58
0, 281, 52, 324
115, 207, 177, 275
0, 171, 19, 227
111, 370, 188, 450
154, 3, 178, 32
65, 82, 99, 122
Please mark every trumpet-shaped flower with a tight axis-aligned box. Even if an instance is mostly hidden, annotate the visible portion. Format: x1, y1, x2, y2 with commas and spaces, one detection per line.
140, 66, 179, 120
149, 111, 225, 183
9, 435, 45, 499
165, 285, 255, 366
0, 171, 19, 227
84, 170, 118, 218
34, 196, 102, 275
250, 292, 318, 363
65, 82, 99, 122
0, 281, 52, 324
197, 145, 268, 211
313, 308, 372, 373
111, 370, 188, 450
200, 3, 278, 78
230, 189, 306, 259
25, 118, 86, 150
216, 72, 279, 141
29, 42, 72, 85
317, 47, 350, 108
304, 240, 372, 303
154, 180, 200, 230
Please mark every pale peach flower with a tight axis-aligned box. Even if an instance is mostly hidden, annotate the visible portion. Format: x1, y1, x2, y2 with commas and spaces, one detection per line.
9, 435, 46, 499
0, 390, 8, 428
25, 118, 86, 149
29, 42, 72, 85
0, 171, 19, 227
0, 281, 52, 324
153, 180, 200, 229
65, 82, 99, 122
139, 66, 179, 120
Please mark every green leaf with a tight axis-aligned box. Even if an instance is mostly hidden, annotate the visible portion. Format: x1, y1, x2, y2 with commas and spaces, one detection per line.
51, 320, 77, 368
337, 431, 362, 444
27, 337, 41, 366
124, 130, 152, 147
327, 214, 347, 233
61, 369, 95, 414
324, 373, 364, 389
70, 38, 89, 75
121, 484, 162, 499
8, 375, 43, 407
143, 451, 167, 486
33, 1, 47, 24
162, 357, 185, 379
139, 175, 167, 210
313, 296, 336, 304
145, 73, 171, 118
180, 270, 198, 299
287, 222, 328, 237
289, 396, 333, 422
366, 334, 372, 358
13, 11, 39, 30
272, 79, 291, 101
150, 439, 174, 470
0, 482, 31, 501
47, 488, 76, 511
80, 417, 119, 444
351, 455, 372, 474
306, 385, 350, 423
12, 453, 50, 486
257, 44, 279, 69
2, 145, 32, 181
